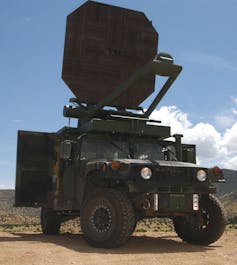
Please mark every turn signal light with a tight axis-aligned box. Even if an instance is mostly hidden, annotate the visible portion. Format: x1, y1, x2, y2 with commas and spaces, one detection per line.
213, 166, 222, 175
111, 161, 121, 170
212, 166, 225, 182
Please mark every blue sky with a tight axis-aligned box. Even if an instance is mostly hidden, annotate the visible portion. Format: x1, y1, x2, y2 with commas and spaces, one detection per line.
1, 0, 237, 188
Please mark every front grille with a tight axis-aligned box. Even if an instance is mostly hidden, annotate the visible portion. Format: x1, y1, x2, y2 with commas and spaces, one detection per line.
134, 165, 197, 192
154, 167, 195, 186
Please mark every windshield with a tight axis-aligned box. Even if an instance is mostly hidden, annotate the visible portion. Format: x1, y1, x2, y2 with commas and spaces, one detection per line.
133, 142, 164, 160
80, 136, 171, 161
80, 138, 129, 160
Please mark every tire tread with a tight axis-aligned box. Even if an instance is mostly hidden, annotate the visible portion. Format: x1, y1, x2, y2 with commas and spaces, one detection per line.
173, 195, 227, 245
81, 188, 135, 248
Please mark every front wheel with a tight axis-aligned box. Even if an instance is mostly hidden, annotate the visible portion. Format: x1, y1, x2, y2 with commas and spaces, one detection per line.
41, 208, 61, 235
80, 189, 135, 248
173, 195, 227, 245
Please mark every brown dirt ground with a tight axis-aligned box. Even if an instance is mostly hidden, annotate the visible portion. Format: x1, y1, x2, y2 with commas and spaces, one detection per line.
0, 231, 237, 265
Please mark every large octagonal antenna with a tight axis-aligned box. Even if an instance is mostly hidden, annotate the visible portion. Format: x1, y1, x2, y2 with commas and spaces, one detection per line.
62, 1, 158, 109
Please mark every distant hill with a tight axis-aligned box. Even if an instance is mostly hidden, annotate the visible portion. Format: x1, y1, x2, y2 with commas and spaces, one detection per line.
0, 189, 40, 232
221, 191, 237, 222
0, 190, 14, 210
0, 189, 39, 216
217, 169, 237, 196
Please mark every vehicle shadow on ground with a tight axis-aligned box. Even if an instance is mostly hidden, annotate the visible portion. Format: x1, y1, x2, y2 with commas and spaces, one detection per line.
0, 232, 220, 254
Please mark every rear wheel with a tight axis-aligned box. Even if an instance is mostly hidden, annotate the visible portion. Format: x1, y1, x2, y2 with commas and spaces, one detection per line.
41, 207, 61, 235
173, 195, 227, 245
80, 189, 135, 248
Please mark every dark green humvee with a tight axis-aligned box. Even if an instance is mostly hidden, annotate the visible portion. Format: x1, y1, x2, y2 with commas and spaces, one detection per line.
15, 1, 227, 248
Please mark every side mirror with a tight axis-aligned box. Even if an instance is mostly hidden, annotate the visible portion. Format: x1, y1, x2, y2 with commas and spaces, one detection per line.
182, 147, 196, 163
60, 140, 72, 160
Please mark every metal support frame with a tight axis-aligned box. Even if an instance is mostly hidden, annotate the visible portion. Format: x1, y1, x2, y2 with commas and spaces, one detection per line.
64, 55, 182, 125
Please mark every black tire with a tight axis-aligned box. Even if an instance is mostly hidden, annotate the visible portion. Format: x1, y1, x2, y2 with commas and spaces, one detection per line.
41, 208, 61, 235
173, 195, 227, 245
80, 188, 135, 248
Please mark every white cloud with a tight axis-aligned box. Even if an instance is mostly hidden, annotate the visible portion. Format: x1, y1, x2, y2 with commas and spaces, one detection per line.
221, 156, 237, 170
11, 119, 23, 123
150, 106, 192, 134
185, 123, 225, 160
150, 106, 237, 170
223, 123, 237, 152
215, 115, 235, 128
180, 51, 237, 72
232, 108, 237, 115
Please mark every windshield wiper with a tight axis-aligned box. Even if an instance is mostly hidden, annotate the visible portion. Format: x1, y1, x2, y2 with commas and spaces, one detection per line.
107, 136, 130, 158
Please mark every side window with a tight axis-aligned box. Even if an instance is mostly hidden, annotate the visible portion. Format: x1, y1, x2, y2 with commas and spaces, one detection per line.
80, 140, 97, 160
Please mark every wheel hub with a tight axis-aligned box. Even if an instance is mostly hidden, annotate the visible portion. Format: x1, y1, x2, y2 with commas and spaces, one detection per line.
90, 205, 112, 233
191, 209, 210, 230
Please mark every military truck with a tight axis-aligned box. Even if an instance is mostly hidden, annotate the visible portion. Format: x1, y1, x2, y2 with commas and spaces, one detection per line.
15, 1, 227, 248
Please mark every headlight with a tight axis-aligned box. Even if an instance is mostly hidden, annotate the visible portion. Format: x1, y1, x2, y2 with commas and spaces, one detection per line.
196, 170, 207, 182
141, 167, 152, 180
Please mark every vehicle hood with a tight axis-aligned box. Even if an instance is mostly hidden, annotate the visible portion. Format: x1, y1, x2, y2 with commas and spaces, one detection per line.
114, 159, 204, 169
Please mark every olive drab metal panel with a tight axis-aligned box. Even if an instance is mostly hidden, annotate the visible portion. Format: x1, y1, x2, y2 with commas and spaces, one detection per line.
15, 131, 55, 206
62, 1, 158, 108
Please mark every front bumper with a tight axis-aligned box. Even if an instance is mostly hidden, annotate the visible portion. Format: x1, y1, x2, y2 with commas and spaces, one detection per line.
133, 192, 201, 214
158, 193, 199, 212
